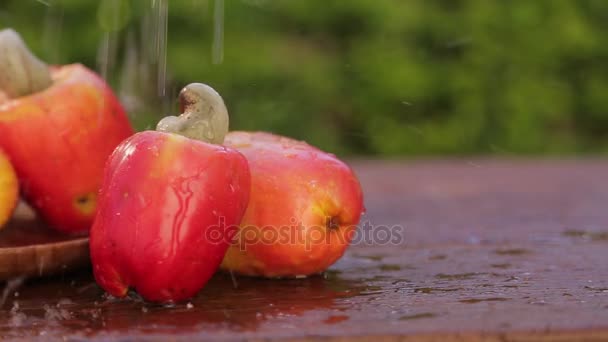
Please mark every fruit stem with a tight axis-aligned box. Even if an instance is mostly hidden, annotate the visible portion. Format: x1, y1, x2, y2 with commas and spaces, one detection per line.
156, 83, 229, 144
0, 29, 52, 98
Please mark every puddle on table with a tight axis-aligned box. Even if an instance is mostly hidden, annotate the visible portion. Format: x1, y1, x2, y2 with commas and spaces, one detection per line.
494, 248, 531, 256
459, 297, 510, 304
399, 312, 438, 320
0, 269, 382, 338
350, 253, 417, 272
351, 263, 416, 273
562, 230, 608, 242
352, 254, 385, 262
0, 245, 601, 339
413, 287, 461, 294
435, 272, 487, 281
584, 286, 608, 293
503, 276, 521, 282
378, 264, 403, 271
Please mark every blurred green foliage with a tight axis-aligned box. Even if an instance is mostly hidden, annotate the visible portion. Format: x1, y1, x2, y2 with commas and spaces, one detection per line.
2, 0, 608, 156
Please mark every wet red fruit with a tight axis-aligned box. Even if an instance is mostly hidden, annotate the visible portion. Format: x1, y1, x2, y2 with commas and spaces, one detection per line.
0, 29, 133, 234
221, 131, 364, 278
90, 83, 250, 302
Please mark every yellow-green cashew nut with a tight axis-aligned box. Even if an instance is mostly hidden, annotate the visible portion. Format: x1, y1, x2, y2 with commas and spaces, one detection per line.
0, 28, 52, 98
156, 83, 229, 144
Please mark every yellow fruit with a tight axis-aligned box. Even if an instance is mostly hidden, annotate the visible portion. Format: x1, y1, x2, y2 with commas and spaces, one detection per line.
0, 150, 18, 228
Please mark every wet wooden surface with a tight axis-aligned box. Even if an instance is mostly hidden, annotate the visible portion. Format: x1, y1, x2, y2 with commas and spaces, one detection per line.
1, 160, 608, 341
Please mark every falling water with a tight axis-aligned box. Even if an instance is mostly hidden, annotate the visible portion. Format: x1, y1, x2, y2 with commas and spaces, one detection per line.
113, 0, 173, 127
117, 30, 140, 114
36, 0, 225, 127
43, 303, 72, 321
42, 0, 63, 64
212, 0, 224, 65
96, 0, 133, 82
98, 32, 113, 81
152, 0, 168, 96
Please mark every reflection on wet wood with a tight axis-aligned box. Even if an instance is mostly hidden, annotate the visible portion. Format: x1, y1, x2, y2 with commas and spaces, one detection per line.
1, 160, 608, 340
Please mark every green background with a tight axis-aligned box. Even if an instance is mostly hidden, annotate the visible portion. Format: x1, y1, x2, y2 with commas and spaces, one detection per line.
2, 0, 608, 156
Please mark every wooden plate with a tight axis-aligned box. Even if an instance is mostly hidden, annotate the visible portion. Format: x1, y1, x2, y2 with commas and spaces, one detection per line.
0, 203, 89, 281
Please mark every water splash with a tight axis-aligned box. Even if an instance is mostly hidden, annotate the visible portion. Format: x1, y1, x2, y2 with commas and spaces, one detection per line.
43, 303, 72, 321
9, 301, 27, 327
0, 276, 26, 308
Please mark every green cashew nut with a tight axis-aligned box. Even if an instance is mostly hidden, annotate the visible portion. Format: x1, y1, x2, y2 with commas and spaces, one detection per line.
156, 83, 229, 144
0, 28, 52, 98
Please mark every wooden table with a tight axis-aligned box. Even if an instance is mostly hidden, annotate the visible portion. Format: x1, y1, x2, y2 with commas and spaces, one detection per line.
1, 160, 607, 341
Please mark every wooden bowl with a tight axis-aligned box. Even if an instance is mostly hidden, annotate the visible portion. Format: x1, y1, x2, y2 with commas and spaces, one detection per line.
0, 203, 89, 281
